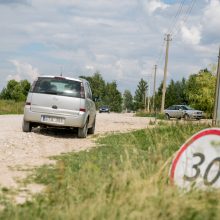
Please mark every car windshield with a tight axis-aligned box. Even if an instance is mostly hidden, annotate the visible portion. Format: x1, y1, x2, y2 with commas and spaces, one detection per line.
182, 105, 194, 110
32, 77, 82, 98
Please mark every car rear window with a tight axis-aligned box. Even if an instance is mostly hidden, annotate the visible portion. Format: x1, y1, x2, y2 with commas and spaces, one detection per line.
31, 77, 82, 98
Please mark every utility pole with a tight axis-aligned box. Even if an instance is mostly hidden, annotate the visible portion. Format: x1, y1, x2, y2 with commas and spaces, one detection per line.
161, 34, 172, 113
153, 65, 157, 111
147, 81, 150, 112
213, 47, 220, 126
144, 87, 147, 111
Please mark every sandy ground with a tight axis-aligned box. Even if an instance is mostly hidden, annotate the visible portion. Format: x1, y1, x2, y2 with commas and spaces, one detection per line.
0, 113, 151, 191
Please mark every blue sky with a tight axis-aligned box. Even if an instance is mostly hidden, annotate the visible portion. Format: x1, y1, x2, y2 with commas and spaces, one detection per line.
0, 0, 219, 95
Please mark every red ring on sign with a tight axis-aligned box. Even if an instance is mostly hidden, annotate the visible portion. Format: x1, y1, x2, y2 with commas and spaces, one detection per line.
170, 129, 220, 184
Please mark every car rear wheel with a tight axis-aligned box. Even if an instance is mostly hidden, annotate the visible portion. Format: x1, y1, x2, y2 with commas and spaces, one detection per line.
22, 119, 32, 132
165, 114, 170, 120
78, 120, 88, 138
88, 117, 96, 134
184, 114, 190, 121
88, 118, 96, 134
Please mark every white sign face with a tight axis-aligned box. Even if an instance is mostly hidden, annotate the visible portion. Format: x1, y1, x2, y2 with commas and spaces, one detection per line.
170, 128, 220, 190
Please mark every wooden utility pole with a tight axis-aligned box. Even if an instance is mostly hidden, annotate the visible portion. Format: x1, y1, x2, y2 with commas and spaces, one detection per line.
213, 48, 220, 126
161, 34, 171, 113
153, 65, 157, 111
147, 81, 150, 112
144, 88, 147, 111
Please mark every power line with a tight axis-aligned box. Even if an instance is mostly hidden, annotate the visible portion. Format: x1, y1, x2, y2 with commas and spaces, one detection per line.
156, 39, 166, 65
155, 0, 186, 67
153, 0, 197, 103
172, 0, 197, 38
167, 0, 186, 34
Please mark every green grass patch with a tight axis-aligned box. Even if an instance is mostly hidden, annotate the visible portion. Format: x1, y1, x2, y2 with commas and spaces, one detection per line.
2, 123, 219, 220
0, 100, 24, 115
135, 111, 165, 119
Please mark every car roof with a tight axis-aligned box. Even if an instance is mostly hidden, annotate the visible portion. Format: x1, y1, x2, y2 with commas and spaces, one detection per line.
38, 75, 84, 83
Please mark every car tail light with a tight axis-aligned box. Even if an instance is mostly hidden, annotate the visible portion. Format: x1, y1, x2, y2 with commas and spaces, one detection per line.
80, 83, 85, 98
80, 108, 86, 112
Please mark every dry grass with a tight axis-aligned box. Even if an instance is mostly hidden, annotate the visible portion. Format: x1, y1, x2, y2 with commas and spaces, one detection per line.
0, 100, 24, 115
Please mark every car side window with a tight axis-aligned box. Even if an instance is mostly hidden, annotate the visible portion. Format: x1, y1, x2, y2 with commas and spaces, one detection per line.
85, 82, 92, 100
169, 106, 175, 110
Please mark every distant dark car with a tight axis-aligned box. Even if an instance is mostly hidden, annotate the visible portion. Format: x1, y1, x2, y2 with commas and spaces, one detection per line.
99, 106, 110, 113
164, 105, 203, 120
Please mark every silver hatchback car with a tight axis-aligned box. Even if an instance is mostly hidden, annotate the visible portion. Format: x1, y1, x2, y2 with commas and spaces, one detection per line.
22, 75, 96, 138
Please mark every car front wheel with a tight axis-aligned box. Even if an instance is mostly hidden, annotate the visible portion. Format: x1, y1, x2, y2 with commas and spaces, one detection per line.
165, 113, 170, 120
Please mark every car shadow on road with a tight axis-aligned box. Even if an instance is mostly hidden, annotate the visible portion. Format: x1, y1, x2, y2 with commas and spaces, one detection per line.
32, 127, 79, 139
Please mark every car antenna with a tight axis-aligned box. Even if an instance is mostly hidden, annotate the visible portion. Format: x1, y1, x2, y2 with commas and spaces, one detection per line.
60, 65, 63, 77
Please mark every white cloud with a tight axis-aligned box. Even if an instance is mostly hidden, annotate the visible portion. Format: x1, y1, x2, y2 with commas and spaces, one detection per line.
204, 0, 220, 26
85, 65, 95, 71
201, 0, 220, 43
6, 74, 21, 82
142, 0, 169, 14
9, 60, 39, 81
180, 24, 201, 45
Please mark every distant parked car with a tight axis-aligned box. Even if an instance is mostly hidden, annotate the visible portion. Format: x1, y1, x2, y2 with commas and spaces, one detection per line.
99, 106, 110, 113
164, 105, 203, 120
22, 75, 96, 138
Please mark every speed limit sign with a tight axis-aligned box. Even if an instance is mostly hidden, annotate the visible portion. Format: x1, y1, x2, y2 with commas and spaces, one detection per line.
170, 128, 220, 189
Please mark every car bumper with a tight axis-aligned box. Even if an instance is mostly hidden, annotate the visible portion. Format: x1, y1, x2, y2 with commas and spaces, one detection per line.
23, 106, 87, 128
99, 110, 109, 113
190, 115, 203, 119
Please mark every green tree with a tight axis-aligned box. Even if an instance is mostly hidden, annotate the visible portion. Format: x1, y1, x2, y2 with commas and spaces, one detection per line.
134, 78, 148, 110
154, 82, 163, 111
186, 69, 216, 116
165, 78, 188, 108
80, 72, 106, 107
20, 80, 31, 97
123, 90, 133, 111
80, 72, 122, 112
0, 79, 30, 101
104, 81, 122, 112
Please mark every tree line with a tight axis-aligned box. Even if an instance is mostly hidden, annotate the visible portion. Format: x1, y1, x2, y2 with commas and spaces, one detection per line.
0, 68, 216, 115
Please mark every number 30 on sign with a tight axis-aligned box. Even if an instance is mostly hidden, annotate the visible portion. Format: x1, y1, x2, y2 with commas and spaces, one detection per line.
170, 128, 220, 189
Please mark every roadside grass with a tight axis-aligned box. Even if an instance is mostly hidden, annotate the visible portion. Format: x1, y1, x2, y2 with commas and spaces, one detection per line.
135, 111, 165, 119
0, 100, 24, 115
2, 123, 220, 220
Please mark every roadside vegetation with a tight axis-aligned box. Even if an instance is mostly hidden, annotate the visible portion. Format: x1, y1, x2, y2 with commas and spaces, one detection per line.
2, 123, 219, 220
0, 100, 24, 115
135, 111, 165, 119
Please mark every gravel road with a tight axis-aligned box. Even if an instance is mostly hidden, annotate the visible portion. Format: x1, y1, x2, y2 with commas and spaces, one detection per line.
0, 113, 150, 189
